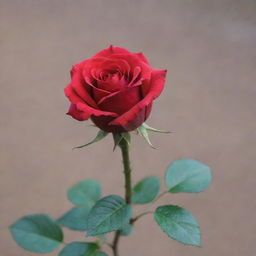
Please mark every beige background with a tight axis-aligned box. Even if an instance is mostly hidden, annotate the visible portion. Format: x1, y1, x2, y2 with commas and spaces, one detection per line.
1, 0, 256, 255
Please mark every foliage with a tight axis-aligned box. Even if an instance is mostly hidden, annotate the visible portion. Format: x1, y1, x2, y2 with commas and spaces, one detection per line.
9, 128, 212, 255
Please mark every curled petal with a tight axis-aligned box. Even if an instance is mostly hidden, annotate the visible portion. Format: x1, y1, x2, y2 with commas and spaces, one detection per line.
64, 83, 97, 108
69, 71, 98, 109
65, 84, 117, 122
76, 102, 118, 119
67, 104, 89, 121
83, 75, 111, 102
98, 86, 141, 115
128, 66, 142, 86
110, 70, 167, 128
67, 103, 118, 121
112, 54, 152, 81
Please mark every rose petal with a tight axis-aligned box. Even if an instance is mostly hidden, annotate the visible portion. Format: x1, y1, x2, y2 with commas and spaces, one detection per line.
111, 54, 153, 82
140, 78, 151, 97
90, 58, 131, 79
98, 86, 141, 115
128, 66, 141, 86
109, 69, 167, 128
90, 115, 122, 132
135, 52, 150, 64
67, 103, 88, 121
145, 102, 153, 119
69, 70, 98, 108
97, 74, 128, 92
76, 102, 118, 119
83, 74, 111, 102
64, 83, 96, 108
93, 45, 131, 58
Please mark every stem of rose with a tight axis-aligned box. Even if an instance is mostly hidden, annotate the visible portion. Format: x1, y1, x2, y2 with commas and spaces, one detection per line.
112, 137, 132, 256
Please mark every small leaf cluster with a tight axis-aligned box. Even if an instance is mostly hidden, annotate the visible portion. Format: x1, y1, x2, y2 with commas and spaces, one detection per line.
10, 157, 212, 255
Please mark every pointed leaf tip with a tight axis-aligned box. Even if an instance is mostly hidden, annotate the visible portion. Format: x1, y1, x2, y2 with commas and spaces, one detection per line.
137, 125, 156, 149
142, 123, 172, 134
73, 130, 108, 149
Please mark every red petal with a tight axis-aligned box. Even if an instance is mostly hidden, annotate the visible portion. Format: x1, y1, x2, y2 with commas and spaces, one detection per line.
65, 84, 117, 122
98, 86, 141, 115
76, 102, 118, 118
93, 45, 131, 58
112, 54, 152, 81
128, 66, 142, 86
83, 74, 111, 102
69, 70, 98, 109
109, 69, 167, 128
135, 52, 150, 64
67, 104, 88, 121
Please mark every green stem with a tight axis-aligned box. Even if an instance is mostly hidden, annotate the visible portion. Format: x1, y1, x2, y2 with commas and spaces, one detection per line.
119, 138, 132, 204
112, 137, 132, 256
152, 190, 168, 203
130, 211, 153, 224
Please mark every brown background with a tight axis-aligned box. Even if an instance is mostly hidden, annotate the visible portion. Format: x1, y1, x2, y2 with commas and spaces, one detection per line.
1, 0, 256, 255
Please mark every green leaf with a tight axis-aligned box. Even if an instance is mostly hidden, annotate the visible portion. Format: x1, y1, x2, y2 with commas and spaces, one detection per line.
154, 205, 200, 246
59, 242, 107, 256
73, 130, 108, 149
120, 224, 133, 236
137, 125, 155, 148
112, 132, 131, 151
165, 159, 212, 193
95, 252, 108, 256
67, 179, 101, 207
87, 195, 132, 236
132, 176, 160, 204
142, 123, 171, 133
9, 214, 63, 253
57, 207, 91, 231
96, 252, 108, 256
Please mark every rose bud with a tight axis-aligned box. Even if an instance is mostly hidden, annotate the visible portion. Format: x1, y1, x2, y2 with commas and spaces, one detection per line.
64, 46, 167, 133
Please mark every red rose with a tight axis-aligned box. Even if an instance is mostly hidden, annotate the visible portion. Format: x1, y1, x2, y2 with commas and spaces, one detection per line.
64, 46, 167, 132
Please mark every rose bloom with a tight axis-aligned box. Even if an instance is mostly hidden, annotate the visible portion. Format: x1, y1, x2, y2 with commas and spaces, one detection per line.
64, 46, 167, 132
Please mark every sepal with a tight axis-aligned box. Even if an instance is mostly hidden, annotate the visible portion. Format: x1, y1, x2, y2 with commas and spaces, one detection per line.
73, 130, 108, 149
137, 125, 155, 148
142, 123, 171, 133
112, 132, 131, 151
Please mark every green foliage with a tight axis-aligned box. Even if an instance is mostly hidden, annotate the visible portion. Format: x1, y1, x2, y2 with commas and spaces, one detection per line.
86, 195, 132, 236
57, 207, 91, 231
132, 176, 160, 204
154, 205, 201, 246
67, 179, 101, 207
9, 214, 63, 253
59, 242, 108, 256
120, 224, 133, 236
165, 159, 212, 193
73, 130, 108, 149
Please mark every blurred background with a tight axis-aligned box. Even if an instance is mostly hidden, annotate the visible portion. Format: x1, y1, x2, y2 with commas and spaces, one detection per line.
1, 0, 256, 255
